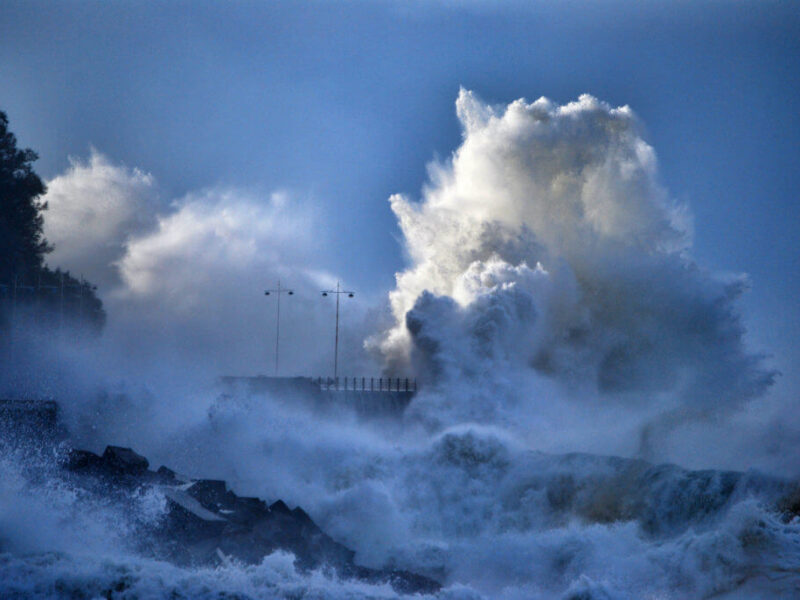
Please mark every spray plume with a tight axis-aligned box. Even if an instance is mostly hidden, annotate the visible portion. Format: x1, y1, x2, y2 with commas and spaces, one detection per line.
373, 90, 774, 442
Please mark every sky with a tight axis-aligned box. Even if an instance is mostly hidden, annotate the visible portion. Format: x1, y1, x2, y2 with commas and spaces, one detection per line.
1, 0, 798, 395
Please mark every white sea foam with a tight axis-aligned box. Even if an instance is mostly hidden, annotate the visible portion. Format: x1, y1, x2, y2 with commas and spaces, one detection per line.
2, 91, 799, 598
2, 411, 798, 599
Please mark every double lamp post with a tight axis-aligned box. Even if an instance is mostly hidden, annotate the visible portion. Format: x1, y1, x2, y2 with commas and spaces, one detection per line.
264, 280, 353, 379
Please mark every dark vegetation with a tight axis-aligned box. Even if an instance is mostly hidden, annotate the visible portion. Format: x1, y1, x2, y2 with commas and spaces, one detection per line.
0, 110, 104, 336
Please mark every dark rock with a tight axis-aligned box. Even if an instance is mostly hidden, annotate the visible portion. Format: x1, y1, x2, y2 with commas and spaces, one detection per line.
66, 446, 152, 488
269, 499, 291, 514
155, 465, 179, 484
228, 496, 269, 525
102, 446, 149, 475
65, 448, 104, 472
291, 506, 314, 525
778, 483, 800, 520
388, 569, 441, 595
253, 503, 356, 572
187, 479, 237, 511
149, 465, 192, 486
236, 496, 267, 513
58, 444, 442, 594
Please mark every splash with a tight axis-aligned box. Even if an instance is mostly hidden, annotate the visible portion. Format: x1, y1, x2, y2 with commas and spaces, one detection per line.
3, 90, 797, 599
373, 90, 775, 453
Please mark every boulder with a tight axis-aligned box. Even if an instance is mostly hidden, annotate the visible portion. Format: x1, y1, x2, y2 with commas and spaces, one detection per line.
65, 448, 104, 471
102, 446, 149, 475
187, 479, 237, 511
59, 444, 441, 594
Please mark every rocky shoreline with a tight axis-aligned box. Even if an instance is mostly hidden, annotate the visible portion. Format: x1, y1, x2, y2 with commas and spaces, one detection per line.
63, 444, 440, 595
2, 398, 440, 593
5, 397, 799, 598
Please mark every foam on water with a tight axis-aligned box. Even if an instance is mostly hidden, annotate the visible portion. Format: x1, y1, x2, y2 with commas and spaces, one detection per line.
2, 393, 799, 599
3, 90, 800, 598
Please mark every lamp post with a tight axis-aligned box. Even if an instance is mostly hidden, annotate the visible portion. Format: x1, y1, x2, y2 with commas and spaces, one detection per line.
264, 280, 294, 376
321, 281, 354, 381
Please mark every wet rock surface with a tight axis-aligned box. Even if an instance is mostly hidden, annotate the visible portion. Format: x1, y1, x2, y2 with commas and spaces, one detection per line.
63, 445, 440, 594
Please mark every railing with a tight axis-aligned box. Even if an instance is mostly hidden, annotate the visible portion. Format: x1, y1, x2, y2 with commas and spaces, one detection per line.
315, 376, 417, 393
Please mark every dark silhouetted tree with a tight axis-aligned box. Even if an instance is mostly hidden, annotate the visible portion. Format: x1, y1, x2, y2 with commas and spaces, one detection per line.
0, 110, 105, 334
0, 111, 51, 282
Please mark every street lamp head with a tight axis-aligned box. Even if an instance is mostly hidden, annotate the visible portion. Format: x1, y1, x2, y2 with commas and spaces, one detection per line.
322, 292, 328, 297
288, 291, 294, 295
348, 293, 354, 298
265, 291, 270, 295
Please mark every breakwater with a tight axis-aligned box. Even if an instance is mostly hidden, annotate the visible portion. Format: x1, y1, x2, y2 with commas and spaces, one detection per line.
217, 376, 416, 418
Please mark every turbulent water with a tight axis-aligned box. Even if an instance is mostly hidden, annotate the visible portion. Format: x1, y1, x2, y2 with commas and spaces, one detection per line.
1, 389, 799, 600
2, 91, 800, 598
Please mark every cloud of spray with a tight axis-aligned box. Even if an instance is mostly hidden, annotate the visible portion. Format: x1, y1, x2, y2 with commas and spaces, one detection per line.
0, 151, 383, 455
2, 92, 798, 600
37, 153, 377, 379
108, 187, 326, 375
25, 92, 790, 470
73, 392, 800, 599
25, 92, 789, 469
374, 90, 775, 436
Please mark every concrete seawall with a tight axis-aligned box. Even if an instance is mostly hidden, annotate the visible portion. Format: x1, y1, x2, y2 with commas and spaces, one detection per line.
218, 376, 416, 418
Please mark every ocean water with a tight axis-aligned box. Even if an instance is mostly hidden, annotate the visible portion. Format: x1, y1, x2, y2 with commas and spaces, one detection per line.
3, 91, 799, 598
1, 389, 799, 600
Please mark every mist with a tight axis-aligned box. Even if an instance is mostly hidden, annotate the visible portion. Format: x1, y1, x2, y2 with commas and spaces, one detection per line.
2, 90, 798, 599
8, 88, 796, 478
39, 152, 380, 379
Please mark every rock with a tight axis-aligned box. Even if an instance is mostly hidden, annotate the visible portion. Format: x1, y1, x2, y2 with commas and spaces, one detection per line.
251, 501, 357, 572
186, 479, 237, 511
269, 499, 291, 514
155, 465, 178, 483
160, 487, 229, 558
65, 448, 104, 472
58, 444, 442, 594
65, 446, 151, 487
228, 496, 269, 525
102, 446, 149, 475
163, 488, 227, 524
389, 570, 442, 595
778, 483, 800, 520
291, 506, 313, 524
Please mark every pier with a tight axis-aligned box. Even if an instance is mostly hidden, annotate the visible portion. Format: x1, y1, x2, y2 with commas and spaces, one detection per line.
218, 376, 417, 418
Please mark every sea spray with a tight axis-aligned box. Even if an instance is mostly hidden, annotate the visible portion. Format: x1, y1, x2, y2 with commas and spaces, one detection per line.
2, 91, 798, 598
2, 408, 799, 598
373, 90, 775, 463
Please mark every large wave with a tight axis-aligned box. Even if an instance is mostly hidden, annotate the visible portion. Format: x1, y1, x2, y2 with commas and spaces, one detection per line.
2, 91, 798, 599
372, 90, 775, 460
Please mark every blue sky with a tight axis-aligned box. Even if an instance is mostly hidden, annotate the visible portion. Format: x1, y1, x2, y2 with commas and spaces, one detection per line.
1, 1, 798, 391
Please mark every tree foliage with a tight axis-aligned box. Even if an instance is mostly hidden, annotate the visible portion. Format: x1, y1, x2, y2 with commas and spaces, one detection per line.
0, 111, 50, 281
0, 111, 105, 333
